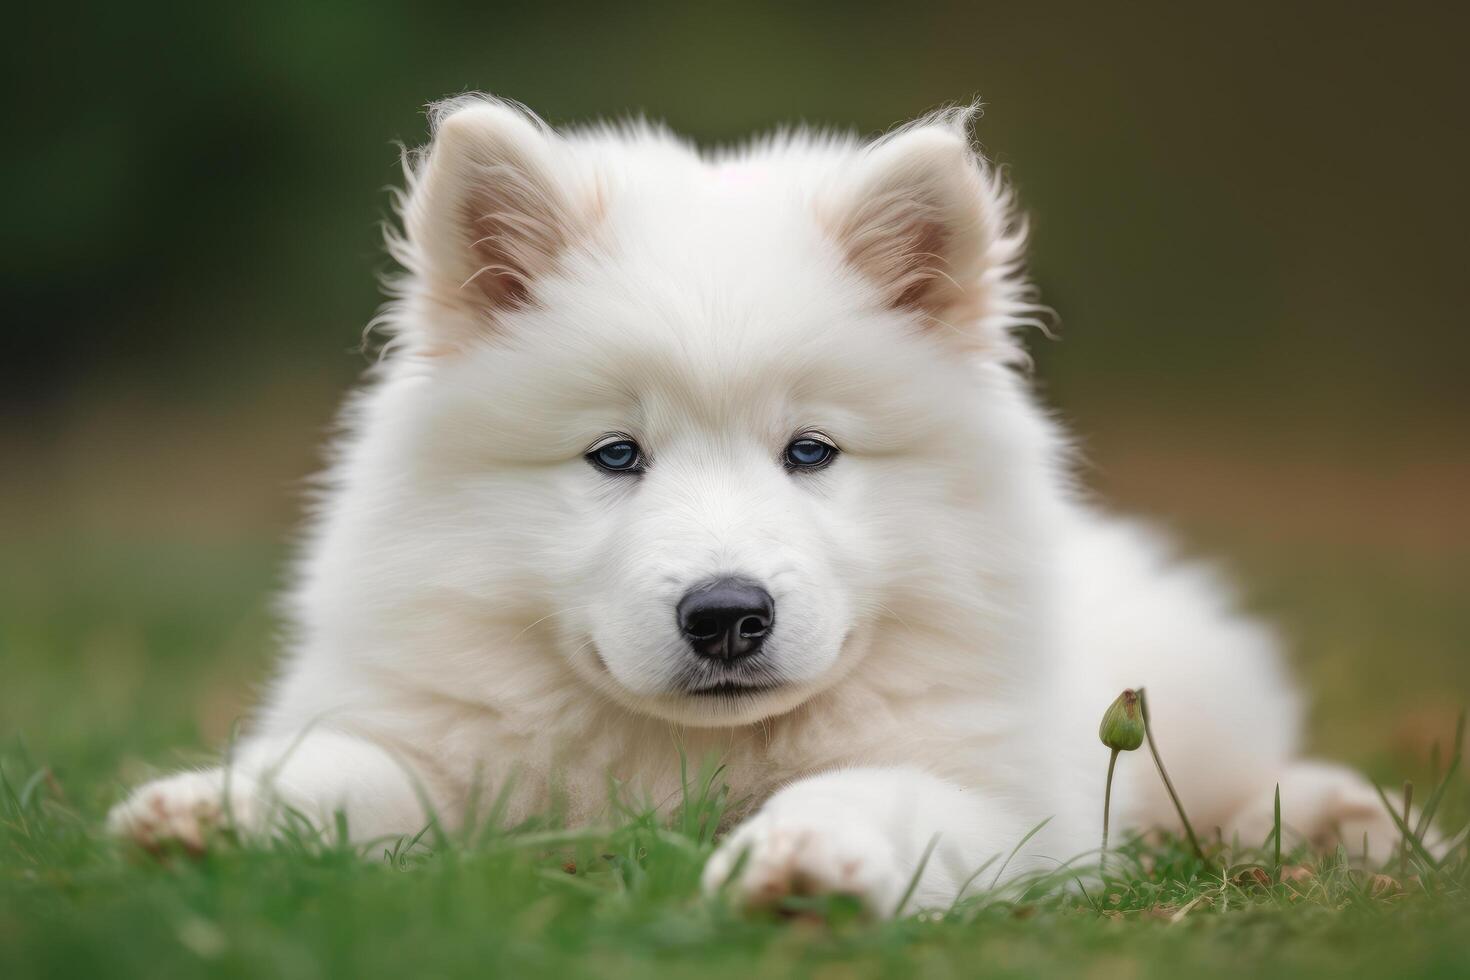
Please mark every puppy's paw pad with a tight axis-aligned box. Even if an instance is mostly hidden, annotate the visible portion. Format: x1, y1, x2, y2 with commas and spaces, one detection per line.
703, 806, 906, 916
107, 770, 256, 853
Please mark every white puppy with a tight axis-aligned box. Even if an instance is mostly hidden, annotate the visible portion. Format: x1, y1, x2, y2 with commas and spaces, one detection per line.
110, 96, 1399, 913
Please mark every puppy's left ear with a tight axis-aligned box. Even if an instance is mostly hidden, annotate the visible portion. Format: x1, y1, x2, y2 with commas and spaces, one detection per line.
822, 109, 1032, 354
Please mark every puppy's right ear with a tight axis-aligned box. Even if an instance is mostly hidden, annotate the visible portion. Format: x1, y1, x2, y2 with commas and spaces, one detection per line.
397, 97, 592, 350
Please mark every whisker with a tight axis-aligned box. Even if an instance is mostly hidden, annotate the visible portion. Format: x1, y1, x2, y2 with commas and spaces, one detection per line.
511, 604, 598, 643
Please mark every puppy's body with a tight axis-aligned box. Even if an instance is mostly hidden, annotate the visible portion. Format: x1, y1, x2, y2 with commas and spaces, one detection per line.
111, 98, 1396, 911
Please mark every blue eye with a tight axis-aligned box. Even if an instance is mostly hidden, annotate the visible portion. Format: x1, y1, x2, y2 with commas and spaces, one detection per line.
588, 439, 643, 474
784, 437, 838, 470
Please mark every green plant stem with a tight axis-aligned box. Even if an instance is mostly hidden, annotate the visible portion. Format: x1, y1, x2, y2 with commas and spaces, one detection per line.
1102, 748, 1120, 857
1136, 687, 1208, 868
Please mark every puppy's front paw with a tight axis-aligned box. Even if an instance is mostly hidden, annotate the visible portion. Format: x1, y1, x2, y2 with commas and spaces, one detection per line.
702, 799, 907, 916
107, 769, 259, 854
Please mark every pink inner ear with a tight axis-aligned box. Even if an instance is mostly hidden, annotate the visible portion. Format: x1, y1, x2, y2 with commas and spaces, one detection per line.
460, 207, 550, 312
453, 161, 574, 316
836, 187, 957, 316
462, 206, 532, 310
889, 217, 951, 312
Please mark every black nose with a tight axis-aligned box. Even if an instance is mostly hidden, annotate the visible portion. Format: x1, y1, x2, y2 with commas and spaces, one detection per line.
676, 577, 775, 661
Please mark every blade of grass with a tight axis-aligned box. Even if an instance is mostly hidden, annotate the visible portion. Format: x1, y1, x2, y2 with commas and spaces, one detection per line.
457, 763, 487, 847
473, 768, 521, 849
892, 833, 941, 917
1273, 783, 1282, 883
947, 854, 1001, 912
1400, 781, 1414, 875
1414, 707, 1464, 841
17, 767, 49, 810
676, 744, 691, 838
990, 815, 1053, 890
1372, 782, 1440, 870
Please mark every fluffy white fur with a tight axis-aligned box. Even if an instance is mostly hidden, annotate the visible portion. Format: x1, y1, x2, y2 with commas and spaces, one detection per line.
110, 96, 1402, 913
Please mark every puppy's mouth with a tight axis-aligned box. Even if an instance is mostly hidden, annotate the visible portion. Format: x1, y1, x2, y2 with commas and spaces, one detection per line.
673, 655, 788, 699
588, 644, 784, 698
684, 679, 783, 697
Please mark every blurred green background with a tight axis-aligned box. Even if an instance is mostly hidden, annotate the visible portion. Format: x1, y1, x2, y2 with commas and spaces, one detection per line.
2, 0, 1466, 804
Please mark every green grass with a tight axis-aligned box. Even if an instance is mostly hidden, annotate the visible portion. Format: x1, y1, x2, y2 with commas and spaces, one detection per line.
3, 743, 1469, 980
3, 528, 1469, 979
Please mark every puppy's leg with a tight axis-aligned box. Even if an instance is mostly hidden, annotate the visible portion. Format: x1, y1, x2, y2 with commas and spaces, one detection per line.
702, 767, 1036, 916
108, 730, 439, 851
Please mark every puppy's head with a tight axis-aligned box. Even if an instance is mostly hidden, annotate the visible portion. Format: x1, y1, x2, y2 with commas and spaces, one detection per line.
372, 97, 1040, 726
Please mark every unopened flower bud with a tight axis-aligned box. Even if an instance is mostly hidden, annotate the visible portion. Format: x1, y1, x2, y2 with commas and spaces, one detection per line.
1099, 689, 1145, 752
